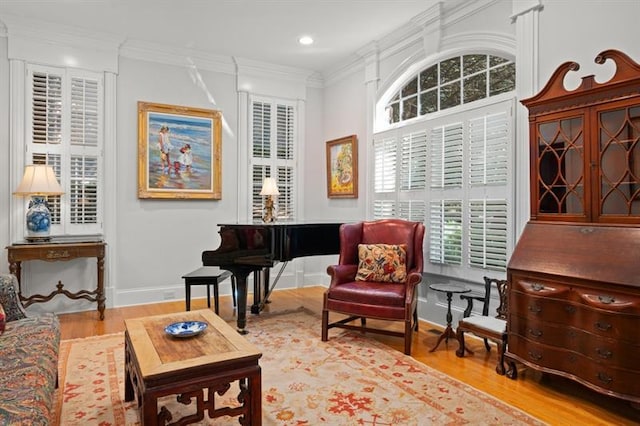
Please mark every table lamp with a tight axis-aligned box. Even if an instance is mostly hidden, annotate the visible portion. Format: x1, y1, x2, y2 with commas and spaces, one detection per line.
14, 164, 64, 241
259, 177, 280, 223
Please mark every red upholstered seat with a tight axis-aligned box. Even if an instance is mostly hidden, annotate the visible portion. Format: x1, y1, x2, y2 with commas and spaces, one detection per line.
322, 219, 425, 355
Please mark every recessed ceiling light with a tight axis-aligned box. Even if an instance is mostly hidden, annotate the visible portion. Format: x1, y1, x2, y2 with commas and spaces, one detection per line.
298, 36, 314, 46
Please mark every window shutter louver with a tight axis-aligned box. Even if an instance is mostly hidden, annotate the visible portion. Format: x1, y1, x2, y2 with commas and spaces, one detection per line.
251, 165, 270, 222
373, 200, 396, 219
70, 155, 98, 224
70, 77, 99, 147
276, 105, 294, 160
32, 153, 62, 225
469, 112, 508, 185
252, 101, 271, 158
400, 131, 427, 191
32, 71, 63, 146
399, 200, 426, 222
374, 137, 397, 193
277, 166, 294, 221
431, 123, 463, 188
429, 200, 462, 265
469, 199, 507, 270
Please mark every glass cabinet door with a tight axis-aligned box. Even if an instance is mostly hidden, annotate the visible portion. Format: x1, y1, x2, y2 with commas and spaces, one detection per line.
598, 105, 640, 219
535, 116, 585, 217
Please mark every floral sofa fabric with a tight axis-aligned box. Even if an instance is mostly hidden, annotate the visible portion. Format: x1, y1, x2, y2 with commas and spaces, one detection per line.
0, 274, 60, 425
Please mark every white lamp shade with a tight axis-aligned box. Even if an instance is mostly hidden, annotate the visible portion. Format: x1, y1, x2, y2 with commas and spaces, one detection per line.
14, 164, 64, 196
259, 177, 280, 196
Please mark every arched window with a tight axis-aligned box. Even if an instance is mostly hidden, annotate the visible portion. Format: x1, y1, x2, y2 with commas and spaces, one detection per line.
372, 51, 516, 280
384, 54, 515, 125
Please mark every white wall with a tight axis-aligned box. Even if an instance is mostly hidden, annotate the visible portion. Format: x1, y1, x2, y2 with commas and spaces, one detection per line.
113, 57, 240, 305
537, 1, 640, 90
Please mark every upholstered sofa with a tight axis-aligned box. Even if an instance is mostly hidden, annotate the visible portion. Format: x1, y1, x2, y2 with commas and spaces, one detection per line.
0, 274, 60, 425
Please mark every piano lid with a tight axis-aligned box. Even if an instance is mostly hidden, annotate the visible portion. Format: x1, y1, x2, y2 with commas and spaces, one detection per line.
202, 222, 342, 268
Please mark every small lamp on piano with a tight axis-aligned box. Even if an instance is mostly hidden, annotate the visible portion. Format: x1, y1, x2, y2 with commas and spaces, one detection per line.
14, 164, 64, 242
259, 177, 280, 223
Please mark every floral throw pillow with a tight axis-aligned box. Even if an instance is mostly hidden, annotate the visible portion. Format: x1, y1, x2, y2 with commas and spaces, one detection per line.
355, 244, 407, 283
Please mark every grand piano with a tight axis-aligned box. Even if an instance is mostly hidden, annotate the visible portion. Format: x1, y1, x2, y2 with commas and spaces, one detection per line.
202, 222, 342, 333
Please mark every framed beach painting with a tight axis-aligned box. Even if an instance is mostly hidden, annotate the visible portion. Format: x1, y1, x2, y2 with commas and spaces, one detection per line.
326, 135, 358, 198
137, 101, 222, 199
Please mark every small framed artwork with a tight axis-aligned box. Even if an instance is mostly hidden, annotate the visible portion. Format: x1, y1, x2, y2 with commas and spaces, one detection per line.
326, 135, 358, 198
137, 101, 222, 199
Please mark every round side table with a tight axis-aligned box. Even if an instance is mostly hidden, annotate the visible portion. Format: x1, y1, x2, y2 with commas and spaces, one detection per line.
429, 283, 470, 352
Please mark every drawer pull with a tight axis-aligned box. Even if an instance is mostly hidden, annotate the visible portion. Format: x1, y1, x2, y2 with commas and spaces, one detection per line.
528, 329, 543, 337
595, 321, 612, 332
597, 372, 613, 384
598, 295, 615, 304
596, 348, 613, 359
528, 351, 542, 361
528, 305, 542, 313
531, 283, 545, 291
564, 305, 576, 314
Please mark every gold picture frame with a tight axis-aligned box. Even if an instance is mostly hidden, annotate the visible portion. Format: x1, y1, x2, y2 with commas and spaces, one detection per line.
137, 101, 222, 199
326, 135, 358, 198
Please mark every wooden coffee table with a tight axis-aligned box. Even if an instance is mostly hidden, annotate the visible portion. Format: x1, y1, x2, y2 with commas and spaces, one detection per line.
124, 309, 262, 425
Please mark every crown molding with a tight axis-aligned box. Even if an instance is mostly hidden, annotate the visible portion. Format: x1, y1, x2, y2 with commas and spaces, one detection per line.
323, 0, 504, 87
1, 14, 123, 55
119, 39, 236, 75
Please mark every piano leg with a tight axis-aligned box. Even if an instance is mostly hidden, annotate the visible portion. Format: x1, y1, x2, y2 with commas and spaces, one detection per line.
251, 270, 262, 314
229, 268, 252, 334
250, 268, 271, 314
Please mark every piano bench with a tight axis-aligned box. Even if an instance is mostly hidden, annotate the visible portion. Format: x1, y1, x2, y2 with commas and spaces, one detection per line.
182, 267, 236, 314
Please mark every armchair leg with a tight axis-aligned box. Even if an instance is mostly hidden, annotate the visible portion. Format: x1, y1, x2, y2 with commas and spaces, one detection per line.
413, 307, 419, 331
404, 320, 413, 355
484, 338, 491, 352
321, 310, 329, 342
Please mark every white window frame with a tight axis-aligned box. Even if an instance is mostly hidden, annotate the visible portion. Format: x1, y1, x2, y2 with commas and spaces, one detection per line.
372, 95, 514, 283
22, 63, 104, 237
249, 95, 298, 223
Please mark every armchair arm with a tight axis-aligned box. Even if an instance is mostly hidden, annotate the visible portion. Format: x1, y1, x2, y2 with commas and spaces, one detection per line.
460, 293, 484, 317
0, 274, 28, 321
404, 270, 423, 303
326, 264, 358, 288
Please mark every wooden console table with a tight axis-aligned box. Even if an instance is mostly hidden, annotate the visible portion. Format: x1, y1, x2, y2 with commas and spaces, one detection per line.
6, 240, 106, 320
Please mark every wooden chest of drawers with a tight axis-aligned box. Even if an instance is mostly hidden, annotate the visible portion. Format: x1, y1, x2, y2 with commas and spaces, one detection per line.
506, 222, 640, 404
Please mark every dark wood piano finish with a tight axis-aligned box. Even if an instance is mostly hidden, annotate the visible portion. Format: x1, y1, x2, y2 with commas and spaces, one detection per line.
202, 222, 342, 333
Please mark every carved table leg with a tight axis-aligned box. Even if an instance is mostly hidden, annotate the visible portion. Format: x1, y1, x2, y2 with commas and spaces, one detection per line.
97, 254, 105, 320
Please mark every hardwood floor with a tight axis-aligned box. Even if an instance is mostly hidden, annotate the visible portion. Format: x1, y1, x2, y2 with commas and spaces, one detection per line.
58, 286, 639, 425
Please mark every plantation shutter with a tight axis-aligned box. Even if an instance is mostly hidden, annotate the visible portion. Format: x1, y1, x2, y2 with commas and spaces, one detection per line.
27, 66, 103, 235
469, 200, 508, 270
430, 123, 463, 188
400, 131, 427, 191
372, 135, 397, 219
469, 112, 508, 185
31, 70, 63, 226
250, 98, 297, 222
69, 77, 100, 226
398, 130, 427, 222
429, 200, 462, 265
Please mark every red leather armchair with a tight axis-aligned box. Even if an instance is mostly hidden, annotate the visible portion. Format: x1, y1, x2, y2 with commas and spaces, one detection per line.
322, 219, 425, 355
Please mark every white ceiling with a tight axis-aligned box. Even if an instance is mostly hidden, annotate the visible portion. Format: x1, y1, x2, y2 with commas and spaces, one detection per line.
1, 0, 438, 74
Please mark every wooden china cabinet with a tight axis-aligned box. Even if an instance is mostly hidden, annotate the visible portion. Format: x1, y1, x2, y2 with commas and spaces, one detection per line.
506, 49, 640, 405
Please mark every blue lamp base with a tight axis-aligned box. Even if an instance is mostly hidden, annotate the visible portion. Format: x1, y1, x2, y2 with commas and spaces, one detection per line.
25, 196, 52, 241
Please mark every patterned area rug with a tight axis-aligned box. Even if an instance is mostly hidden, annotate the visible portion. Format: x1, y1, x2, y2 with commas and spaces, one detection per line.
54, 308, 544, 425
